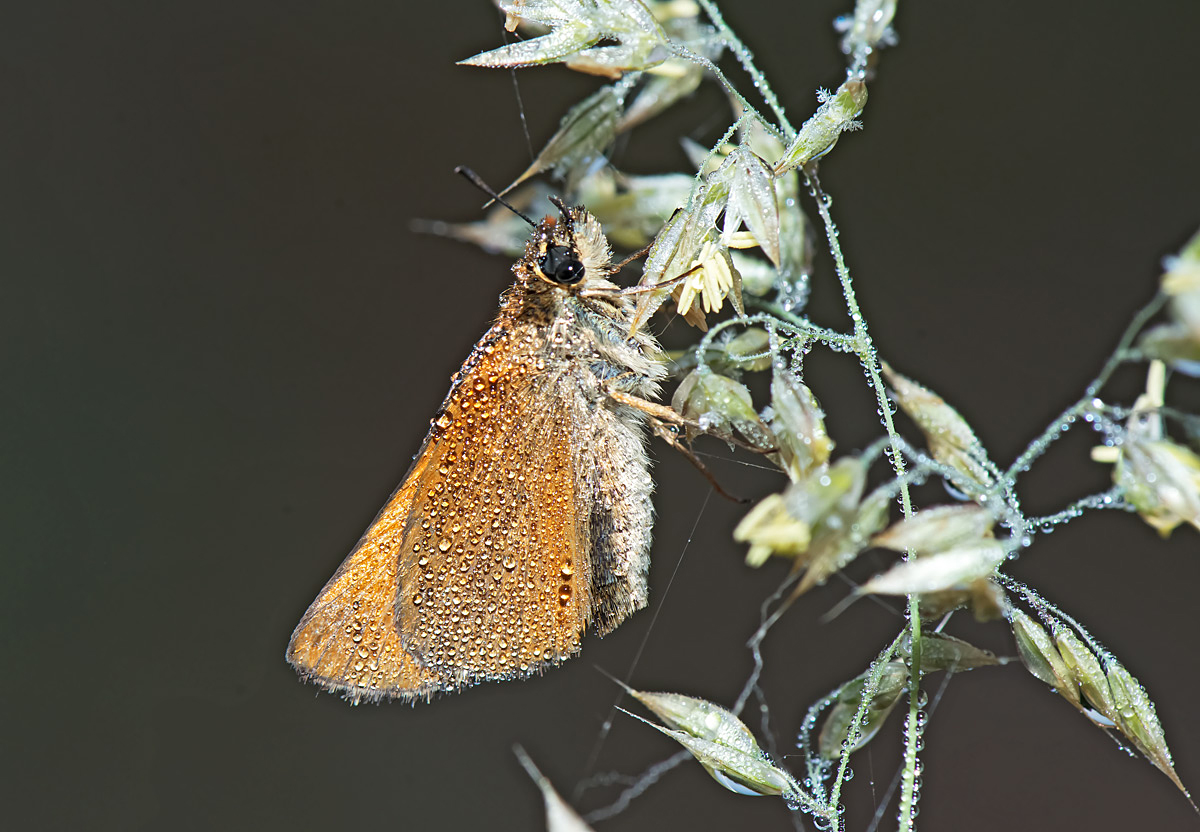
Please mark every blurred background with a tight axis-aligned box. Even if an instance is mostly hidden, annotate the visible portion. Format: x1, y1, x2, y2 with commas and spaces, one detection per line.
3, 1, 1199, 829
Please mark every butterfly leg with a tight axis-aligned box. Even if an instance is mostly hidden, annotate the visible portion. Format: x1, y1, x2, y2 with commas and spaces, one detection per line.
607, 388, 690, 426
606, 387, 749, 503
607, 387, 777, 455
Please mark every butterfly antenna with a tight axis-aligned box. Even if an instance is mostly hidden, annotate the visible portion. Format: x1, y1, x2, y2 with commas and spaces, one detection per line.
454, 166, 536, 227
547, 194, 574, 225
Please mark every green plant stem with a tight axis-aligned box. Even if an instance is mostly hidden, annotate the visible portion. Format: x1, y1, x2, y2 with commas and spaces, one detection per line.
807, 169, 923, 831
1086, 291, 1168, 399
668, 43, 786, 145
695, 0, 796, 139
827, 631, 905, 809
1028, 486, 1128, 533
804, 172, 912, 520
742, 302, 857, 351
896, 608, 922, 829
1004, 291, 1167, 483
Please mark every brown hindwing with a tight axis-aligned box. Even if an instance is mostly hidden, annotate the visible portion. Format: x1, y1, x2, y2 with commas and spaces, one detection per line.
287, 323, 593, 701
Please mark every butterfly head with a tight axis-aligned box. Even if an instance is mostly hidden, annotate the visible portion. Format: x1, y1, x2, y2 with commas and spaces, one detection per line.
521, 197, 613, 292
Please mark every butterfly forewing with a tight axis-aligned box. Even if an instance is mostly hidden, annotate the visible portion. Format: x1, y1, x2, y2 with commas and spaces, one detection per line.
396, 332, 591, 683
288, 324, 592, 700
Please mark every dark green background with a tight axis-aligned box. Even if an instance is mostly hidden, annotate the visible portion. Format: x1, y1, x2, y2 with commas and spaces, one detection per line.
3, 1, 1199, 829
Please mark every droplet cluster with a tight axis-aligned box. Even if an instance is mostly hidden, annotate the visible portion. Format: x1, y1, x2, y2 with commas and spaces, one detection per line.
399, 326, 588, 682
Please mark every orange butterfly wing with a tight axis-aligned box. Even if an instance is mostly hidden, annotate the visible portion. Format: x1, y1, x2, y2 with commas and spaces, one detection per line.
285, 449, 443, 703
287, 324, 592, 701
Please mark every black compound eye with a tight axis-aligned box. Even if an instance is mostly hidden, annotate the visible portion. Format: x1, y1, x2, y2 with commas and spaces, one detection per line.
540, 245, 585, 285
